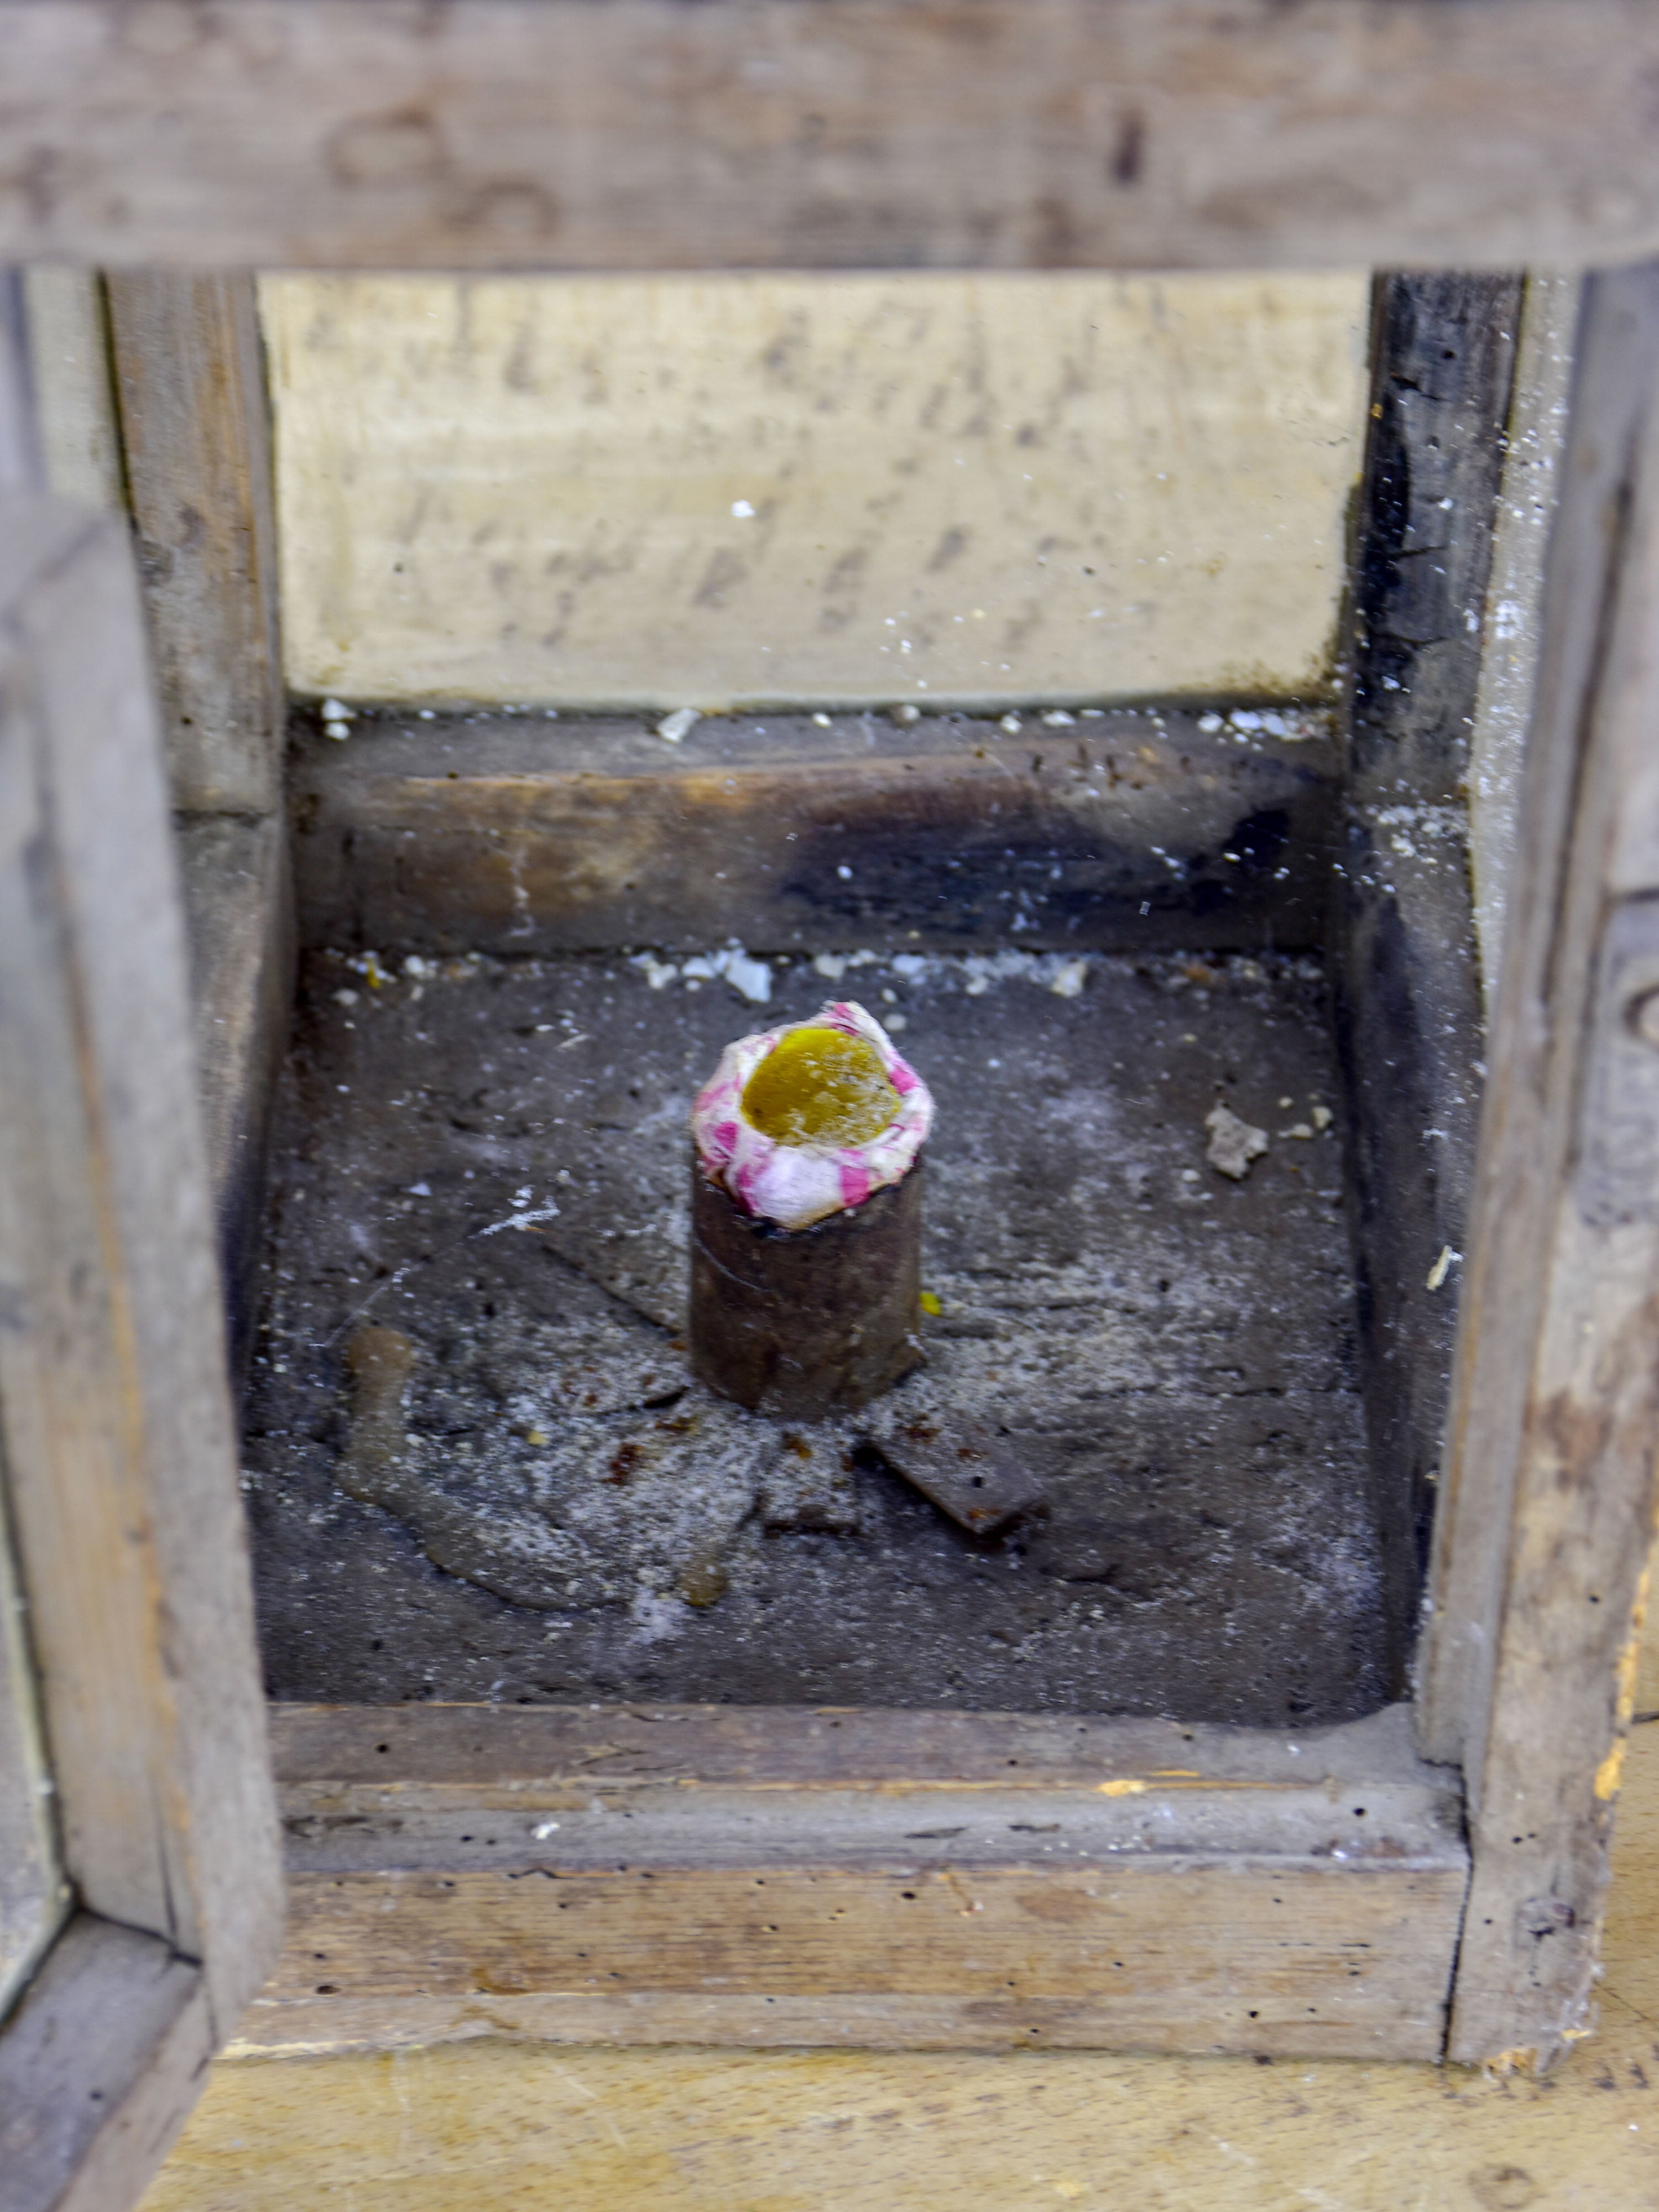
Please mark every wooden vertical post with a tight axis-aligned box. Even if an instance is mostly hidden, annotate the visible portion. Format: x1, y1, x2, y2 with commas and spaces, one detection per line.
0, 493, 283, 2038
103, 273, 293, 1376
1332, 273, 1522, 1692
105, 272, 284, 817
21, 267, 125, 517
1421, 266, 1659, 2067
1465, 272, 1579, 1023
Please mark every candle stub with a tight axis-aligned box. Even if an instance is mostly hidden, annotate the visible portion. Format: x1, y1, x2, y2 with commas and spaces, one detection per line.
689, 1001, 933, 1417
691, 1000, 931, 1232
739, 1024, 900, 1148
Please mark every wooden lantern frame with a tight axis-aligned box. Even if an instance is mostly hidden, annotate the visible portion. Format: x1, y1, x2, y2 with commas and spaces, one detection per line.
6, 7, 1659, 2204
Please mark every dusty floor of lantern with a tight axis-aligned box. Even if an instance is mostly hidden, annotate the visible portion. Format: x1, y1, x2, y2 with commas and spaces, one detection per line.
243, 945, 1386, 1725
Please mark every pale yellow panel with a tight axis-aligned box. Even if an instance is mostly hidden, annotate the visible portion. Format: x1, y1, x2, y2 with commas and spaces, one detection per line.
262, 272, 1368, 712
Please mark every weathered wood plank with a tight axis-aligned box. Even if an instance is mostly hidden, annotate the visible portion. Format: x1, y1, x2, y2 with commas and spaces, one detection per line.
250, 1864, 1463, 2062
1330, 274, 1520, 1695
0, 496, 282, 2038
176, 813, 294, 1390
268, 1697, 1439, 1793
106, 272, 284, 816
19, 268, 122, 515
6, 3, 1659, 274
252, 1702, 1466, 2063
1467, 272, 1579, 1022
293, 710, 1336, 954
133, 1729, 1659, 2209
0, 1915, 212, 2212
1420, 266, 1659, 2068
0, 1476, 62, 2019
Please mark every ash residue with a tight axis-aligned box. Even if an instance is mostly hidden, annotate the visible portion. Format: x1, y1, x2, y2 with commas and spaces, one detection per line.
244, 946, 1386, 1724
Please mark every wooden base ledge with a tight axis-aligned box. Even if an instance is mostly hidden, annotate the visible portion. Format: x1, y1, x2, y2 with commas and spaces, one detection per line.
229, 1975, 1454, 2063
247, 1701, 1469, 2064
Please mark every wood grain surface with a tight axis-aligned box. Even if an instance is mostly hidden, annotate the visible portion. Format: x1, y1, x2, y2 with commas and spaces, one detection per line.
1421, 267, 1659, 2066
176, 812, 295, 1386
266, 1698, 1443, 1793
106, 273, 285, 816
0, 497, 282, 2037
236, 1702, 1465, 2063
140, 1723, 1659, 2211
0, 1404, 61, 2017
8, 2, 1659, 273
1466, 273, 1578, 1023
292, 709, 1337, 956
20, 268, 122, 516
251, 1861, 1464, 2062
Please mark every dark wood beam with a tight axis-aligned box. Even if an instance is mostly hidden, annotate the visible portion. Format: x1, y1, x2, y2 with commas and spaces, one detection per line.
1332, 272, 1522, 1694
290, 708, 1337, 956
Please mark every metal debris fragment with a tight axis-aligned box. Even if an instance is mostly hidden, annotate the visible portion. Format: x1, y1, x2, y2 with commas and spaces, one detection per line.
857, 1416, 1043, 1537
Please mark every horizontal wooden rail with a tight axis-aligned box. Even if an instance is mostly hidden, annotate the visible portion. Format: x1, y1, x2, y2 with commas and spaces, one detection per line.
239, 1701, 1469, 2062
292, 709, 1334, 954
4, 0, 1659, 272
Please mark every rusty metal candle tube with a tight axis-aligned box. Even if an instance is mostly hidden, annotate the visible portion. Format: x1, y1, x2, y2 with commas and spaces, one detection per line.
689, 1156, 924, 1421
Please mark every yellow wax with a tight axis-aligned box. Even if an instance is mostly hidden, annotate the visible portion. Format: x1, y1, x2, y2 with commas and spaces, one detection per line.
740, 1025, 900, 1147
